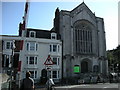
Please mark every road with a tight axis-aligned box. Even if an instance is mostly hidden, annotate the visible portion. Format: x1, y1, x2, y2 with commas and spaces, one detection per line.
36, 83, 120, 90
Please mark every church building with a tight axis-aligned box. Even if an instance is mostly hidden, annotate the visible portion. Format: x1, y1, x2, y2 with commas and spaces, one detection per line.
53, 2, 108, 78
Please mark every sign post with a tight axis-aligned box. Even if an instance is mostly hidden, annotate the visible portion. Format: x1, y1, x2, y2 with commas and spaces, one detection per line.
44, 55, 54, 90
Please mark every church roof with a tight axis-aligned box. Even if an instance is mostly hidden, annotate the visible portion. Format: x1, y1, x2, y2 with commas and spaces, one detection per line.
26, 28, 51, 39
60, 2, 96, 21
70, 2, 96, 22
71, 2, 94, 14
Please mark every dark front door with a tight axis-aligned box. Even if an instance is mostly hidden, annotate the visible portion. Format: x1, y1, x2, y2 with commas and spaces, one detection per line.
81, 61, 88, 73
40, 69, 47, 84
41, 69, 47, 78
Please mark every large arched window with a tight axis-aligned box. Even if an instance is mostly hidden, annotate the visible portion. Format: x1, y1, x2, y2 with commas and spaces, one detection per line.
74, 20, 93, 54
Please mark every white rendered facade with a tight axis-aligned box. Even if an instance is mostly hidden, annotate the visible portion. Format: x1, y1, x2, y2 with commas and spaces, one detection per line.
0, 33, 62, 83
19, 34, 62, 82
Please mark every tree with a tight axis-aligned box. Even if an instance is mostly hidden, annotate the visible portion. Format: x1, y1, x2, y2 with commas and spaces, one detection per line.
107, 50, 114, 66
113, 45, 120, 72
113, 45, 120, 63
107, 45, 120, 72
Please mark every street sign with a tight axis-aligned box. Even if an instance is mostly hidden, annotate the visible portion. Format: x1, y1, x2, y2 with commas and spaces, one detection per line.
46, 66, 52, 71
44, 55, 54, 65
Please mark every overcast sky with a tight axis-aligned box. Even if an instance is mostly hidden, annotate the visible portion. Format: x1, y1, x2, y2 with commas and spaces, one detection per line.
1, 0, 119, 50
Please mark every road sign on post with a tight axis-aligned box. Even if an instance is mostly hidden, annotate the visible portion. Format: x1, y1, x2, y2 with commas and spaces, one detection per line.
44, 55, 54, 90
44, 55, 54, 65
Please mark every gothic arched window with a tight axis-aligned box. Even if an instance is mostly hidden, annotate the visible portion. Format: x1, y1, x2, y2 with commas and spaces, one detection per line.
74, 21, 93, 54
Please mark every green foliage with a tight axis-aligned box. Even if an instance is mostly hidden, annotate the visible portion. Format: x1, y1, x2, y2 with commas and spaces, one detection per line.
113, 45, 120, 64
107, 50, 114, 66
107, 45, 120, 72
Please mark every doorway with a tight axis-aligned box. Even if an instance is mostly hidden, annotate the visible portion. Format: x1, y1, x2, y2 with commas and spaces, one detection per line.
81, 61, 88, 73
40, 69, 47, 84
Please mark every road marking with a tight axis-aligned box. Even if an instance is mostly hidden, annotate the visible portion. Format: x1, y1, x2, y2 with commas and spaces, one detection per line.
55, 83, 118, 89
55, 85, 90, 88
103, 87, 108, 88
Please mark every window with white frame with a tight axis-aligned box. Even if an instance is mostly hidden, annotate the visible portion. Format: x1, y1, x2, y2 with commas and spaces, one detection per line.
50, 45, 52, 52
5, 41, 12, 49
29, 31, 36, 38
29, 57, 34, 64
53, 71, 57, 78
53, 57, 57, 65
51, 33, 56, 39
30, 43, 35, 51
49, 70, 59, 79
2, 55, 10, 67
57, 45, 60, 52
50, 44, 60, 53
52, 57, 60, 65
26, 42, 38, 51
57, 57, 60, 65
29, 70, 37, 79
53, 45, 57, 52
26, 56, 37, 65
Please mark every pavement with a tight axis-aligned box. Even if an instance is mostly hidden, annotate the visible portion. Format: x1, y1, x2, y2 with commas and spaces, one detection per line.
35, 83, 120, 90
1, 73, 10, 89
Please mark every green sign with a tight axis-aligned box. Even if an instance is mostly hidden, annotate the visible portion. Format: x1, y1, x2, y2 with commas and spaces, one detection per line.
74, 65, 80, 73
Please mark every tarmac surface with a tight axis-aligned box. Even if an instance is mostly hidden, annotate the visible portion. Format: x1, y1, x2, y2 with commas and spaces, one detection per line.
35, 83, 120, 90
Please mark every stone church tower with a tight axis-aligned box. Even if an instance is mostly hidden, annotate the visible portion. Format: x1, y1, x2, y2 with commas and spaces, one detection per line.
54, 2, 108, 78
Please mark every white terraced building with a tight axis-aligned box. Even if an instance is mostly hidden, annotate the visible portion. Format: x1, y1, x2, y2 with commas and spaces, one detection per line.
18, 28, 62, 83
1, 30, 62, 83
